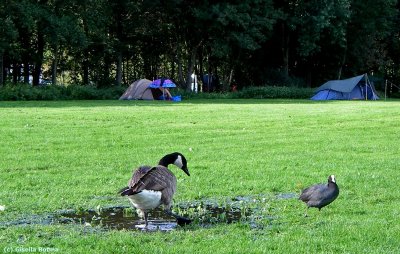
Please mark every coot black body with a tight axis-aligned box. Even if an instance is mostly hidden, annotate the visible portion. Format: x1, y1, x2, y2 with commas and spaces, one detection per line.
299, 175, 339, 211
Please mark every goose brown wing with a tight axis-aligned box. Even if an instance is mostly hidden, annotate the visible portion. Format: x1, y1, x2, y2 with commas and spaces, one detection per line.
128, 165, 175, 193
118, 166, 152, 196
128, 166, 153, 187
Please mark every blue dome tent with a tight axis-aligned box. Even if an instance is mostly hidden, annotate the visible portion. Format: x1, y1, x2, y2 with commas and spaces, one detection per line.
311, 74, 379, 100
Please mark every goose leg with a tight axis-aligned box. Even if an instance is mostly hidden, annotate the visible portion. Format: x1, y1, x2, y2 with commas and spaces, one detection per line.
164, 209, 191, 226
144, 211, 149, 227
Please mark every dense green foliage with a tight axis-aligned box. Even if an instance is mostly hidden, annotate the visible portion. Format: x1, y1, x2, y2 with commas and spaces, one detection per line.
0, 83, 125, 100
0, 83, 314, 100
1, 0, 399, 91
0, 100, 399, 253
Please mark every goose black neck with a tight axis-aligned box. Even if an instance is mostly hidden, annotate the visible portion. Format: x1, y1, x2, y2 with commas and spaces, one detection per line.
158, 154, 175, 167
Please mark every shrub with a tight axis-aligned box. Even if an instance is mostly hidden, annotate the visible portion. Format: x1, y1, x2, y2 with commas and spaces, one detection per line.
176, 89, 232, 99
97, 86, 126, 99
390, 91, 400, 98
68, 85, 99, 100
0, 84, 37, 100
0, 83, 313, 101
236, 86, 314, 99
177, 86, 314, 100
0, 83, 126, 101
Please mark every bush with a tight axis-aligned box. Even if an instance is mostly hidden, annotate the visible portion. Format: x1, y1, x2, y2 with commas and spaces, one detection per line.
235, 86, 314, 99
176, 89, 232, 99
0, 83, 312, 101
0, 84, 38, 100
0, 83, 126, 101
97, 86, 126, 99
390, 93, 399, 98
68, 85, 99, 100
177, 86, 314, 100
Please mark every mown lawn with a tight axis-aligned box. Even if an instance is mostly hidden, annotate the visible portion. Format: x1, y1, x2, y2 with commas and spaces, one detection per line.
0, 99, 399, 253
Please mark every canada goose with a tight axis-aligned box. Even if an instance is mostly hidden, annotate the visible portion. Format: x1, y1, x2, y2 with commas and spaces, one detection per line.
119, 152, 191, 228
299, 175, 339, 214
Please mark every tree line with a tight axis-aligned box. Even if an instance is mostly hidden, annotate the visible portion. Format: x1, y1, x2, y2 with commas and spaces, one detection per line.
0, 0, 399, 91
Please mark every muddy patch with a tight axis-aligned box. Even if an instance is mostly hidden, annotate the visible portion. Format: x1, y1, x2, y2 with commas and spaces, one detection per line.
275, 193, 297, 199
1, 193, 296, 232
57, 205, 177, 231
56, 201, 256, 231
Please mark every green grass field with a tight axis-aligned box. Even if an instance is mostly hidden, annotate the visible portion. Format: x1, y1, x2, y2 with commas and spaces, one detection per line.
1, 99, 399, 253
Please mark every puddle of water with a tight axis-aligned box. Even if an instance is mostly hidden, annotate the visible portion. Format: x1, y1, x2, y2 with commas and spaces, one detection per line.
56, 202, 255, 231
2, 193, 295, 232
0, 215, 56, 228
275, 193, 297, 199
57, 206, 178, 231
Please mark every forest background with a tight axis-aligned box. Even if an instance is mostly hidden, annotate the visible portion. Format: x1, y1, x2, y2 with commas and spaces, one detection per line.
1, 0, 399, 93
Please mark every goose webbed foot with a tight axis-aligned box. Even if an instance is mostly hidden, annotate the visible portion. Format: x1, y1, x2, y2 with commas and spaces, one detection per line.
164, 209, 192, 226
176, 216, 192, 226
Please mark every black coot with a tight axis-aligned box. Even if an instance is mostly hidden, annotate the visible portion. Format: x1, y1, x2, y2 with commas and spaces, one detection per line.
299, 175, 339, 213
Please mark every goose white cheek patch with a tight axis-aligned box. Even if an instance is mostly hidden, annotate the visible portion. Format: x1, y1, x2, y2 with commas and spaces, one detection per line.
174, 155, 183, 168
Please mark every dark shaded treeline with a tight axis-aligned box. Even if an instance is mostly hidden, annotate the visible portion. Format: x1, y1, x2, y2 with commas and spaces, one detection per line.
0, 0, 399, 90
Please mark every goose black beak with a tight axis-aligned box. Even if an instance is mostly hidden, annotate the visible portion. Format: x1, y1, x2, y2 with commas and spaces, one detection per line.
182, 167, 190, 176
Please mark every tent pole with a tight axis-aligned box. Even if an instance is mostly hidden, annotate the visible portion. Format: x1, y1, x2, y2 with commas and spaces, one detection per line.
385, 79, 387, 101
365, 75, 368, 101
391, 82, 392, 95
